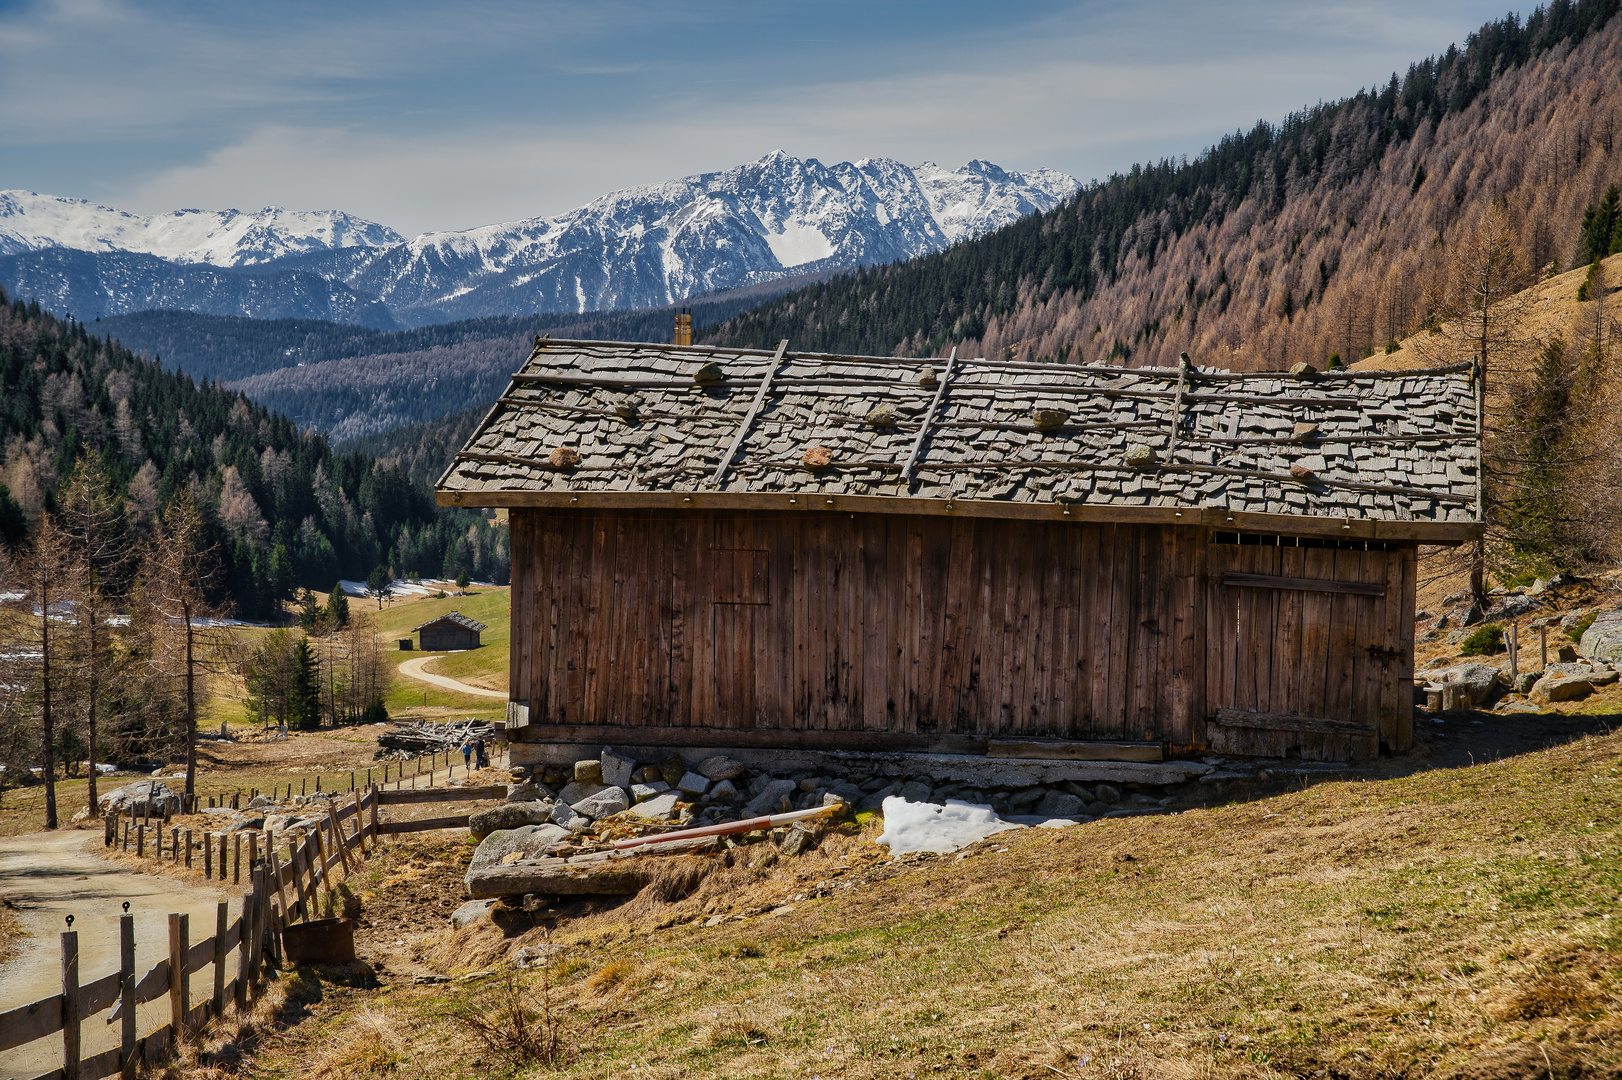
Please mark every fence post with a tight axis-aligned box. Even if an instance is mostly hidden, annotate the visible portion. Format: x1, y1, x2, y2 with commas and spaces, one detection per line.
184, 829, 192, 868
237, 888, 253, 1008
267, 844, 290, 927
208, 902, 225, 1020
170, 826, 180, 863
219, 833, 228, 881
350, 790, 367, 856
370, 786, 381, 843
120, 914, 136, 1080
136, 824, 144, 859
233, 834, 241, 885
269, 902, 283, 967
328, 801, 355, 877
167, 913, 184, 1040
204, 832, 212, 878
289, 841, 309, 923
62, 930, 81, 1080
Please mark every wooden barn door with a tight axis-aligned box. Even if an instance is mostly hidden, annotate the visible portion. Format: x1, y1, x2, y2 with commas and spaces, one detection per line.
1203, 534, 1413, 760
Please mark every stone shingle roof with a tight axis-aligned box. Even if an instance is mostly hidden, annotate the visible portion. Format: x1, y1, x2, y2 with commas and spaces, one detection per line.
414, 611, 487, 633
437, 338, 1480, 532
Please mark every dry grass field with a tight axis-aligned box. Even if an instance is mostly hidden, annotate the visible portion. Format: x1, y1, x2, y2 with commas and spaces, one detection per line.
184, 723, 1622, 1080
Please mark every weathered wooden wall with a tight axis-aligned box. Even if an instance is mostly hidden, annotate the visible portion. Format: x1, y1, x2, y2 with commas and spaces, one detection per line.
507, 509, 1413, 759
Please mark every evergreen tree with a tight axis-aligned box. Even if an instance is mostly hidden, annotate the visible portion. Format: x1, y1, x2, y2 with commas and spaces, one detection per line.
289, 637, 322, 731
324, 584, 350, 629
1580, 184, 1622, 265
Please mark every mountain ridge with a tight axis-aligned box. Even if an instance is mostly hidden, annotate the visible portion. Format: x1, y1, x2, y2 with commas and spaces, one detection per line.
0, 154, 1076, 328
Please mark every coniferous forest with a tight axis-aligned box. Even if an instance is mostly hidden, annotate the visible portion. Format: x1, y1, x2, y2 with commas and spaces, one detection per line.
705, 0, 1622, 370
0, 288, 510, 621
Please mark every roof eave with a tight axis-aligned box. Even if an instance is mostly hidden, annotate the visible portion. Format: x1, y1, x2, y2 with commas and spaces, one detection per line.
435, 487, 1480, 544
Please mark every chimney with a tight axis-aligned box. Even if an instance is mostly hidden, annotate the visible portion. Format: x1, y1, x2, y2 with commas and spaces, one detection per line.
674, 307, 692, 347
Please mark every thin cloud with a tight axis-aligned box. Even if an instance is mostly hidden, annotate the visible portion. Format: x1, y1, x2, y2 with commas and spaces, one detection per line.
3, 0, 1524, 234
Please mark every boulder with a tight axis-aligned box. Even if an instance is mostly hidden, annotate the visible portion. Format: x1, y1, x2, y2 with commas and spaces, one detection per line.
1008, 787, 1044, 809
98, 781, 180, 817
628, 791, 682, 821
857, 782, 901, 812
708, 780, 740, 803
1513, 670, 1541, 695
558, 780, 609, 805
262, 814, 296, 833
631, 780, 670, 802
570, 786, 630, 820
505, 783, 541, 803
225, 816, 265, 833
1555, 644, 1579, 663
697, 755, 748, 781
469, 802, 555, 840
899, 780, 933, 803
826, 781, 865, 806
1034, 790, 1087, 818
1425, 662, 1502, 708
247, 796, 272, 809
450, 900, 495, 929
572, 759, 603, 784
548, 801, 591, 834
1580, 610, 1622, 662
1093, 783, 1122, 804
744, 779, 799, 817
465, 852, 662, 899
659, 754, 685, 786
469, 824, 568, 870
780, 822, 822, 857
599, 749, 637, 789
676, 772, 711, 796
1529, 674, 1595, 705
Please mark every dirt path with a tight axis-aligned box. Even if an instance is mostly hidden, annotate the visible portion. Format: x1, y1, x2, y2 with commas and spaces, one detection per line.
0, 830, 238, 1077
397, 655, 507, 699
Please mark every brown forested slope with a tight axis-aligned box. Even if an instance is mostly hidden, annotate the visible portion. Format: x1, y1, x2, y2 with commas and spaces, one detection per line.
707, 8, 1622, 372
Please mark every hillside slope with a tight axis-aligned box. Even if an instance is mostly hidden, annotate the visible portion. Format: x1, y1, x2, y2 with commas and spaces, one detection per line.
706, 1, 1622, 372
0, 290, 507, 616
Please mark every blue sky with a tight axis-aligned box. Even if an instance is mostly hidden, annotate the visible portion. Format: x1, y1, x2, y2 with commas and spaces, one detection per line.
0, 0, 1524, 235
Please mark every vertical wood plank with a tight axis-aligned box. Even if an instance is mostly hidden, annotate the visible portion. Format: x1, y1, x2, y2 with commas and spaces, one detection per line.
940, 517, 975, 733
1296, 545, 1337, 758
167, 913, 185, 1041
861, 515, 889, 731
212, 901, 228, 1019
1086, 523, 1113, 736
62, 931, 80, 1080
120, 915, 135, 1080
1104, 524, 1135, 740
1396, 545, 1417, 750
886, 515, 909, 732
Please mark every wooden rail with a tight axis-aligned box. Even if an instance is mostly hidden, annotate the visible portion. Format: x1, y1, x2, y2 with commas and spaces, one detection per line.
1, 782, 444, 1079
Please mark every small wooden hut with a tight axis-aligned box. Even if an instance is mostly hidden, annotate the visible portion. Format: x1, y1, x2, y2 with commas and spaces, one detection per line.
437, 338, 1480, 764
415, 611, 486, 651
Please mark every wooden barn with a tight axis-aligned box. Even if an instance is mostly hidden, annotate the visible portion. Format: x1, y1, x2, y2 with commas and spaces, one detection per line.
415, 611, 486, 651
437, 338, 1481, 765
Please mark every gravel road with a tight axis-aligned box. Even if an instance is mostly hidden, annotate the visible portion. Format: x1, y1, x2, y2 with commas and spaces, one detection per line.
0, 829, 239, 1079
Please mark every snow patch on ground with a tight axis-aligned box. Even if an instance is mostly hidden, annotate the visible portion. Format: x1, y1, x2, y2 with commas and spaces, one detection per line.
875, 797, 1025, 855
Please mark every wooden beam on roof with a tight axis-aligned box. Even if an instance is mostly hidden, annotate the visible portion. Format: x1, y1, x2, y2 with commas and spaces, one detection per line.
902, 347, 957, 484
712, 339, 789, 487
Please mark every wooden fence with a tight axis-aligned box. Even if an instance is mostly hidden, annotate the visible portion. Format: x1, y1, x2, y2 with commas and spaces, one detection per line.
1, 782, 504, 1080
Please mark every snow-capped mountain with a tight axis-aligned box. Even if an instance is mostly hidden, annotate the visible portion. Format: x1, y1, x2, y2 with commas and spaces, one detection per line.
0, 190, 403, 266
0, 153, 1077, 327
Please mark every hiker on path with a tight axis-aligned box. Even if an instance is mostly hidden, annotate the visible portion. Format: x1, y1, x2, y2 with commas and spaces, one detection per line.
474, 737, 488, 770
460, 741, 472, 773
